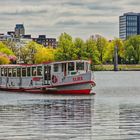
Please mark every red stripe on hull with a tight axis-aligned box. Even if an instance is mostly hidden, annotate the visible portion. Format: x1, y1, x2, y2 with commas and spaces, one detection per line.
0, 87, 93, 95
54, 89, 91, 95
25, 89, 91, 95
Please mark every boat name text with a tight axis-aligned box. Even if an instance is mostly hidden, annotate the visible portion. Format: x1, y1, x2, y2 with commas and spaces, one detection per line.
73, 76, 83, 81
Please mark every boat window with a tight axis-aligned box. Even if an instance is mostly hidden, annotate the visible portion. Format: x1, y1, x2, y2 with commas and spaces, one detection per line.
12, 68, 17, 77
4, 68, 8, 76
62, 63, 67, 76
62, 63, 65, 72
37, 66, 42, 76
53, 64, 59, 72
32, 67, 37, 76
68, 62, 74, 71
76, 62, 84, 70
22, 68, 26, 77
44, 65, 51, 80
27, 67, 31, 77
17, 68, 21, 77
8, 68, 12, 77
1, 68, 4, 76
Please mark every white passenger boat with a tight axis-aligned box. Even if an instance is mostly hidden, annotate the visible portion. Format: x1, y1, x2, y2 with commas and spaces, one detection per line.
0, 60, 96, 95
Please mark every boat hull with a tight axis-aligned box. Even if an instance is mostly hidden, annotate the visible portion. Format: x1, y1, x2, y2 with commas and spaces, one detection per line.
0, 81, 95, 95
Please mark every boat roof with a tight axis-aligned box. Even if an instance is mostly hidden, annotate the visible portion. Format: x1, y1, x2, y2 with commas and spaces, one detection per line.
0, 60, 90, 67
43, 60, 90, 64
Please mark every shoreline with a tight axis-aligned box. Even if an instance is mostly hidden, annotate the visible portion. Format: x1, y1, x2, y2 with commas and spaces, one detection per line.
93, 64, 140, 71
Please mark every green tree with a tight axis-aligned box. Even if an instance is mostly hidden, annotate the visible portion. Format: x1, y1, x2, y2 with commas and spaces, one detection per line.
96, 36, 108, 63
124, 45, 135, 64
104, 38, 125, 64
74, 38, 85, 59
55, 33, 77, 60
19, 41, 40, 64
124, 35, 140, 64
0, 42, 14, 56
83, 38, 100, 64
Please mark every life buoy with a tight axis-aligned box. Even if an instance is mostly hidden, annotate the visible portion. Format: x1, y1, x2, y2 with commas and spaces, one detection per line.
52, 75, 58, 83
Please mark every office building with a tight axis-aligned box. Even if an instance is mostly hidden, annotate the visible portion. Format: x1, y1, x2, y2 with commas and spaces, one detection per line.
15, 24, 25, 38
119, 12, 140, 40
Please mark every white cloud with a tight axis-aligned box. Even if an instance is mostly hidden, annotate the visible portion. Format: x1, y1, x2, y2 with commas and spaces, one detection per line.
0, 0, 139, 39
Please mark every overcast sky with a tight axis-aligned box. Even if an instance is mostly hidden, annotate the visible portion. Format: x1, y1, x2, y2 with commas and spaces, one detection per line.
0, 0, 140, 39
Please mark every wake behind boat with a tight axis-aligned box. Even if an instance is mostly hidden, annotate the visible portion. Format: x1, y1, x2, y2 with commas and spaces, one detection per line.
0, 60, 96, 95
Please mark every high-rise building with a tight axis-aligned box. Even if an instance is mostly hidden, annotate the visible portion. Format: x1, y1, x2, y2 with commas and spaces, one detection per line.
119, 12, 140, 40
15, 24, 25, 38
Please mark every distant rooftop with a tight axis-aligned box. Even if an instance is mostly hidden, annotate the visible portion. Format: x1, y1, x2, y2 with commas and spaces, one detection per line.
15, 24, 24, 28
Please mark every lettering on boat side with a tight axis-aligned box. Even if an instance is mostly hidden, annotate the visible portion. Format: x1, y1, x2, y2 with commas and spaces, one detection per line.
73, 76, 83, 81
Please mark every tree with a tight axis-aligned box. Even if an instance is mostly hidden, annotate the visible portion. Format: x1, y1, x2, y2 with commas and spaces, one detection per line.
0, 53, 10, 64
3, 40, 18, 55
104, 38, 125, 64
96, 36, 108, 63
124, 35, 140, 64
0, 42, 14, 56
19, 41, 40, 64
18, 41, 56, 64
74, 38, 85, 59
0, 42, 16, 64
34, 47, 56, 64
124, 45, 135, 64
83, 38, 100, 64
55, 33, 77, 60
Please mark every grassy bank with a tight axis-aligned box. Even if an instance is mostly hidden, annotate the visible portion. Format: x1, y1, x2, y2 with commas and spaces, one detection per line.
94, 64, 140, 71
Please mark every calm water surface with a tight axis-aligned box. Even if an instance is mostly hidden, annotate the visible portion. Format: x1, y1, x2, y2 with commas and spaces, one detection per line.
0, 71, 140, 140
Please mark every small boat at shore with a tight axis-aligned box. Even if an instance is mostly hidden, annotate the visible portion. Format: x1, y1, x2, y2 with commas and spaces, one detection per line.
0, 60, 96, 95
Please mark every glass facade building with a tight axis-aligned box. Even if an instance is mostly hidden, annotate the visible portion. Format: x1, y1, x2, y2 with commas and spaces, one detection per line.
119, 12, 140, 40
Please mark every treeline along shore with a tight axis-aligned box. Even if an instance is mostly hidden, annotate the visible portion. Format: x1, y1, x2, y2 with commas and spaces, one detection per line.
0, 33, 140, 71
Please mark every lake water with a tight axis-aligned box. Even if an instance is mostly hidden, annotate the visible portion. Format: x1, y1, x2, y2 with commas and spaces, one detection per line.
0, 71, 140, 140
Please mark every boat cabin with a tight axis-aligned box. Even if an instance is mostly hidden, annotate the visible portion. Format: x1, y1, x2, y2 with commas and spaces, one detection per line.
0, 60, 91, 88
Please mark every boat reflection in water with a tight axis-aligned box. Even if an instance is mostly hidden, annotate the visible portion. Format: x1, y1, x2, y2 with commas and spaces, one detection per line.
0, 97, 94, 140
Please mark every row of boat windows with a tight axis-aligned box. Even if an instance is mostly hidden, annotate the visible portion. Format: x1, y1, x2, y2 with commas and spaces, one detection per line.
0, 62, 88, 77
54, 62, 86, 72
0, 66, 43, 77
